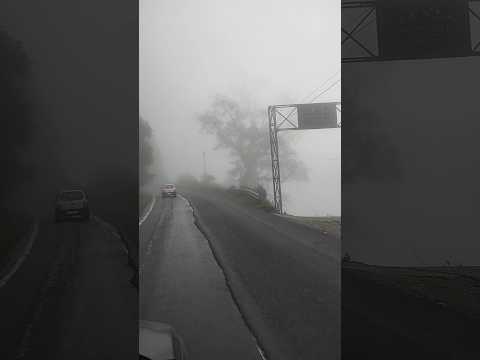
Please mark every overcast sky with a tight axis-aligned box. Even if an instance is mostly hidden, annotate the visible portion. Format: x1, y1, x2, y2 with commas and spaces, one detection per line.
140, 0, 340, 216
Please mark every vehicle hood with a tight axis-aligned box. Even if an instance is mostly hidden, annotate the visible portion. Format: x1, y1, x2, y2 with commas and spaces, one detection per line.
139, 321, 176, 360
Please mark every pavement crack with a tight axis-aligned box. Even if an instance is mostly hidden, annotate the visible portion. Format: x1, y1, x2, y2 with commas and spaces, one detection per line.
179, 194, 269, 360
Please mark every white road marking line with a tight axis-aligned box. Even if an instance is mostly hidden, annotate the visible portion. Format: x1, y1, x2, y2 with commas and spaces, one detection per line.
0, 221, 39, 288
15, 240, 66, 359
257, 345, 268, 360
139, 196, 156, 226
142, 194, 174, 259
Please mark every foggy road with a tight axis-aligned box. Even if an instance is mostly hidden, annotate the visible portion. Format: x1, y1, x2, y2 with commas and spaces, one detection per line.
140, 195, 263, 360
141, 187, 340, 360
0, 217, 137, 359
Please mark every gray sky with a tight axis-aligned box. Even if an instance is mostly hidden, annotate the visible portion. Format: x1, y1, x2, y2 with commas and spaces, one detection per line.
140, 0, 340, 216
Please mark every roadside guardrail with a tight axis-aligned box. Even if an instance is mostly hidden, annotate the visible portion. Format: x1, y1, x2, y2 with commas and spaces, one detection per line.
238, 186, 260, 200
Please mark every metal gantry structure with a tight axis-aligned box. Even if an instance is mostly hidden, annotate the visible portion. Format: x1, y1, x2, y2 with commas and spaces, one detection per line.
342, 0, 480, 63
268, 105, 284, 213
268, 1, 480, 211
268, 103, 341, 213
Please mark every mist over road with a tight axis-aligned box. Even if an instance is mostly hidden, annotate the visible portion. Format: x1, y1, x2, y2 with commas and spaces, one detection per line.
140, 187, 340, 360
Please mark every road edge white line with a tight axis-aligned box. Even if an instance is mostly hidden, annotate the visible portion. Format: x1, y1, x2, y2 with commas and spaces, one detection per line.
15, 235, 69, 359
0, 221, 39, 288
139, 195, 156, 226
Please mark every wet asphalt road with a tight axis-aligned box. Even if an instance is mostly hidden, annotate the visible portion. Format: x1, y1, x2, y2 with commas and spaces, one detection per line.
53, 220, 137, 360
141, 187, 340, 360
0, 218, 137, 360
140, 195, 262, 360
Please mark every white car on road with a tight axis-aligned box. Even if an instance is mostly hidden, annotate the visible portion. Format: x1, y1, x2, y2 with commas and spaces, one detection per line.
55, 189, 90, 222
161, 184, 177, 198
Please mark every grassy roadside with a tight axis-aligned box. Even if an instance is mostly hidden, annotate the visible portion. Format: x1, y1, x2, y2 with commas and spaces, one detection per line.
225, 188, 276, 212
344, 261, 480, 320
279, 215, 341, 239
225, 187, 341, 239
342, 261, 480, 358
0, 210, 32, 268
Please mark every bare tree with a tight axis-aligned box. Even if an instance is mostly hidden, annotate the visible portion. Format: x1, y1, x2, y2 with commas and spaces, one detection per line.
139, 116, 155, 188
198, 95, 307, 187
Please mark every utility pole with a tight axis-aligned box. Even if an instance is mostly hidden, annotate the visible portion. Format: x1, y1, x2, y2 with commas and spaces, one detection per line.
203, 151, 206, 178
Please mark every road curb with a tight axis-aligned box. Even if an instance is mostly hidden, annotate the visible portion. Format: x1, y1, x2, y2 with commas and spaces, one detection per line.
93, 216, 138, 274
181, 194, 285, 360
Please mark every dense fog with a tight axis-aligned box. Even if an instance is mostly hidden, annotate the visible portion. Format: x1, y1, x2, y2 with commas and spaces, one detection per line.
0, 1, 138, 242
140, 0, 341, 216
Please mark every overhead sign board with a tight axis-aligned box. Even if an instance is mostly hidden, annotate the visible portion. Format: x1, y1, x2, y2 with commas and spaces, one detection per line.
297, 103, 338, 129
377, 0, 471, 59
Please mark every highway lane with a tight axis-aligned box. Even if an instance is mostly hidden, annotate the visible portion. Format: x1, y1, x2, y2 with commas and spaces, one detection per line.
0, 220, 64, 359
0, 217, 137, 359
181, 187, 340, 360
53, 219, 137, 360
140, 195, 263, 360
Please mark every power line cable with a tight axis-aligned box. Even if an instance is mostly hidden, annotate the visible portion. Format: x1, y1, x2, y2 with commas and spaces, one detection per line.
280, 70, 341, 122
299, 69, 340, 104
310, 79, 341, 103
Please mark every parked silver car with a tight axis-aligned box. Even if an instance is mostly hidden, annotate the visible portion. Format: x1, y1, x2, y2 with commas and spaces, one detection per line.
55, 189, 90, 222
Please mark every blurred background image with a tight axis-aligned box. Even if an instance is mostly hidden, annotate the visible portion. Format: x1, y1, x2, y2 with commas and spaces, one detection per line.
0, 1, 138, 359
342, 1, 480, 359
